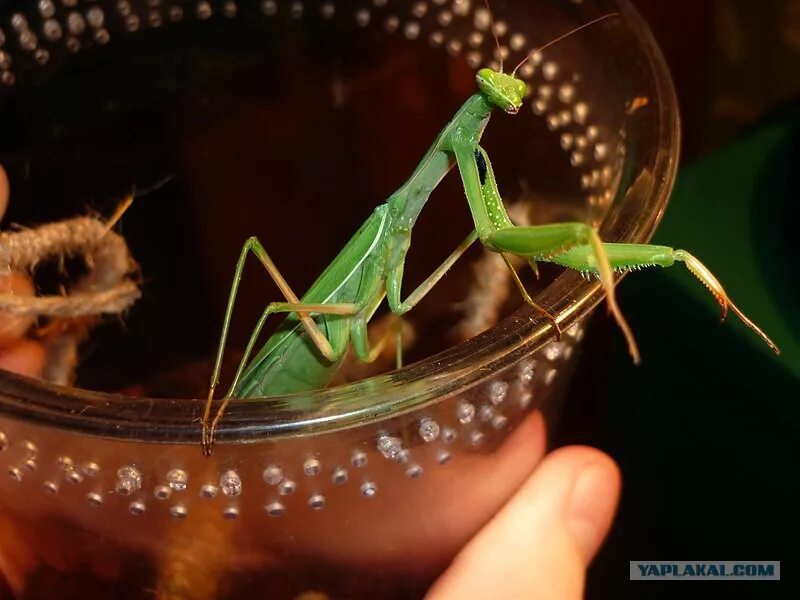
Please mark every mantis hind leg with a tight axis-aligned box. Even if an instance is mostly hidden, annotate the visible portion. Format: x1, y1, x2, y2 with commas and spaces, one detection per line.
208, 236, 341, 391
202, 234, 359, 455
209, 312, 410, 453
202, 300, 357, 455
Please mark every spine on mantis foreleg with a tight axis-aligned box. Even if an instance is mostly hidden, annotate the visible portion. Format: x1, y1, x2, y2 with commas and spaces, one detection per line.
550, 243, 676, 272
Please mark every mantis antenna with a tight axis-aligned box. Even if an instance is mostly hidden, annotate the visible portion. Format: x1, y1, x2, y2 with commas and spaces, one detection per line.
101, 191, 134, 236
100, 175, 175, 236
511, 12, 620, 76
484, 0, 504, 72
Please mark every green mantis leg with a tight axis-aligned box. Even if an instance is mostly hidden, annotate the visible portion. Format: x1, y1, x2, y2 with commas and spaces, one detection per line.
202, 235, 361, 453
547, 243, 780, 353
346, 289, 393, 364
500, 251, 562, 338
203, 301, 358, 454
206, 236, 355, 396
224, 302, 357, 397
452, 141, 641, 361
386, 230, 480, 314
351, 313, 406, 366
378, 230, 479, 367
454, 142, 779, 358
211, 239, 330, 378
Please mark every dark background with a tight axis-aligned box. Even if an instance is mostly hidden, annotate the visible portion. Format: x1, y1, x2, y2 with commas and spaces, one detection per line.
560, 1, 798, 598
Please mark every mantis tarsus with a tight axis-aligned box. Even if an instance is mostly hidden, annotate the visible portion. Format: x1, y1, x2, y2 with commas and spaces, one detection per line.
201, 12, 779, 455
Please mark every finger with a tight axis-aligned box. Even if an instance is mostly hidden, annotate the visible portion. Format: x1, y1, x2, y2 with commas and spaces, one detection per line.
0, 167, 46, 381
0, 273, 36, 347
0, 163, 8, 222
0, 338, 46, 379
427, 446, 621, 600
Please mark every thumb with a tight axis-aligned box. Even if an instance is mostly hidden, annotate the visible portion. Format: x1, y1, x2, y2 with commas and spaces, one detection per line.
427, 446, 621, 600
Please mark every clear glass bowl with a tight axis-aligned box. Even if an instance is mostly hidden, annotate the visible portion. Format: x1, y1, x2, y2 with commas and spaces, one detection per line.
0, 0, 678, 597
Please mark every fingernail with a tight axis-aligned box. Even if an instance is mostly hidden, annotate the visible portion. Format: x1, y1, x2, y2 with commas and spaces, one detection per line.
566, 462, 617, 561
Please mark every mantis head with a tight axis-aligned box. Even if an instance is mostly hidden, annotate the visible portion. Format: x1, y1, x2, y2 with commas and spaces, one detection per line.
476, 68, 527, 114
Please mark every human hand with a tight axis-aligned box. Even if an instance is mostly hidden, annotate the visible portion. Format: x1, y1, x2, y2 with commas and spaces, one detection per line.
0, 165, 46, 379
427, 446, 620, 600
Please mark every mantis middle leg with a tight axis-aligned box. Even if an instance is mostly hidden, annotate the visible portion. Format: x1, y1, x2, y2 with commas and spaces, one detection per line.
386, 230, 480, 314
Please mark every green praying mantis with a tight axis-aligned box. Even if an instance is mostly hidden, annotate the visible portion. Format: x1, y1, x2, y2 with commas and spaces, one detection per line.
200, 12, 780, 455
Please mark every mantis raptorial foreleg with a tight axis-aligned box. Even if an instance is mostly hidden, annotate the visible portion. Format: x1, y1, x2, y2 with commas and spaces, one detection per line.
490, 222, 640, 359
457, 142, 778, 359
548, 244, 780, 353
451, 140, 640, 361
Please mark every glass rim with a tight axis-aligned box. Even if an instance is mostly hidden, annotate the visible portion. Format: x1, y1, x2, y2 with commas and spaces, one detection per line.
0, 0, 681, 444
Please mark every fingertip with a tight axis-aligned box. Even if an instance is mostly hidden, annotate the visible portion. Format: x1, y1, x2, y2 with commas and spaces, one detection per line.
0, 163, 8, 222
563, 449, 621, 563
509, 445, 621, 564
427, 446, 621, 600
0, 339, 46, 379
